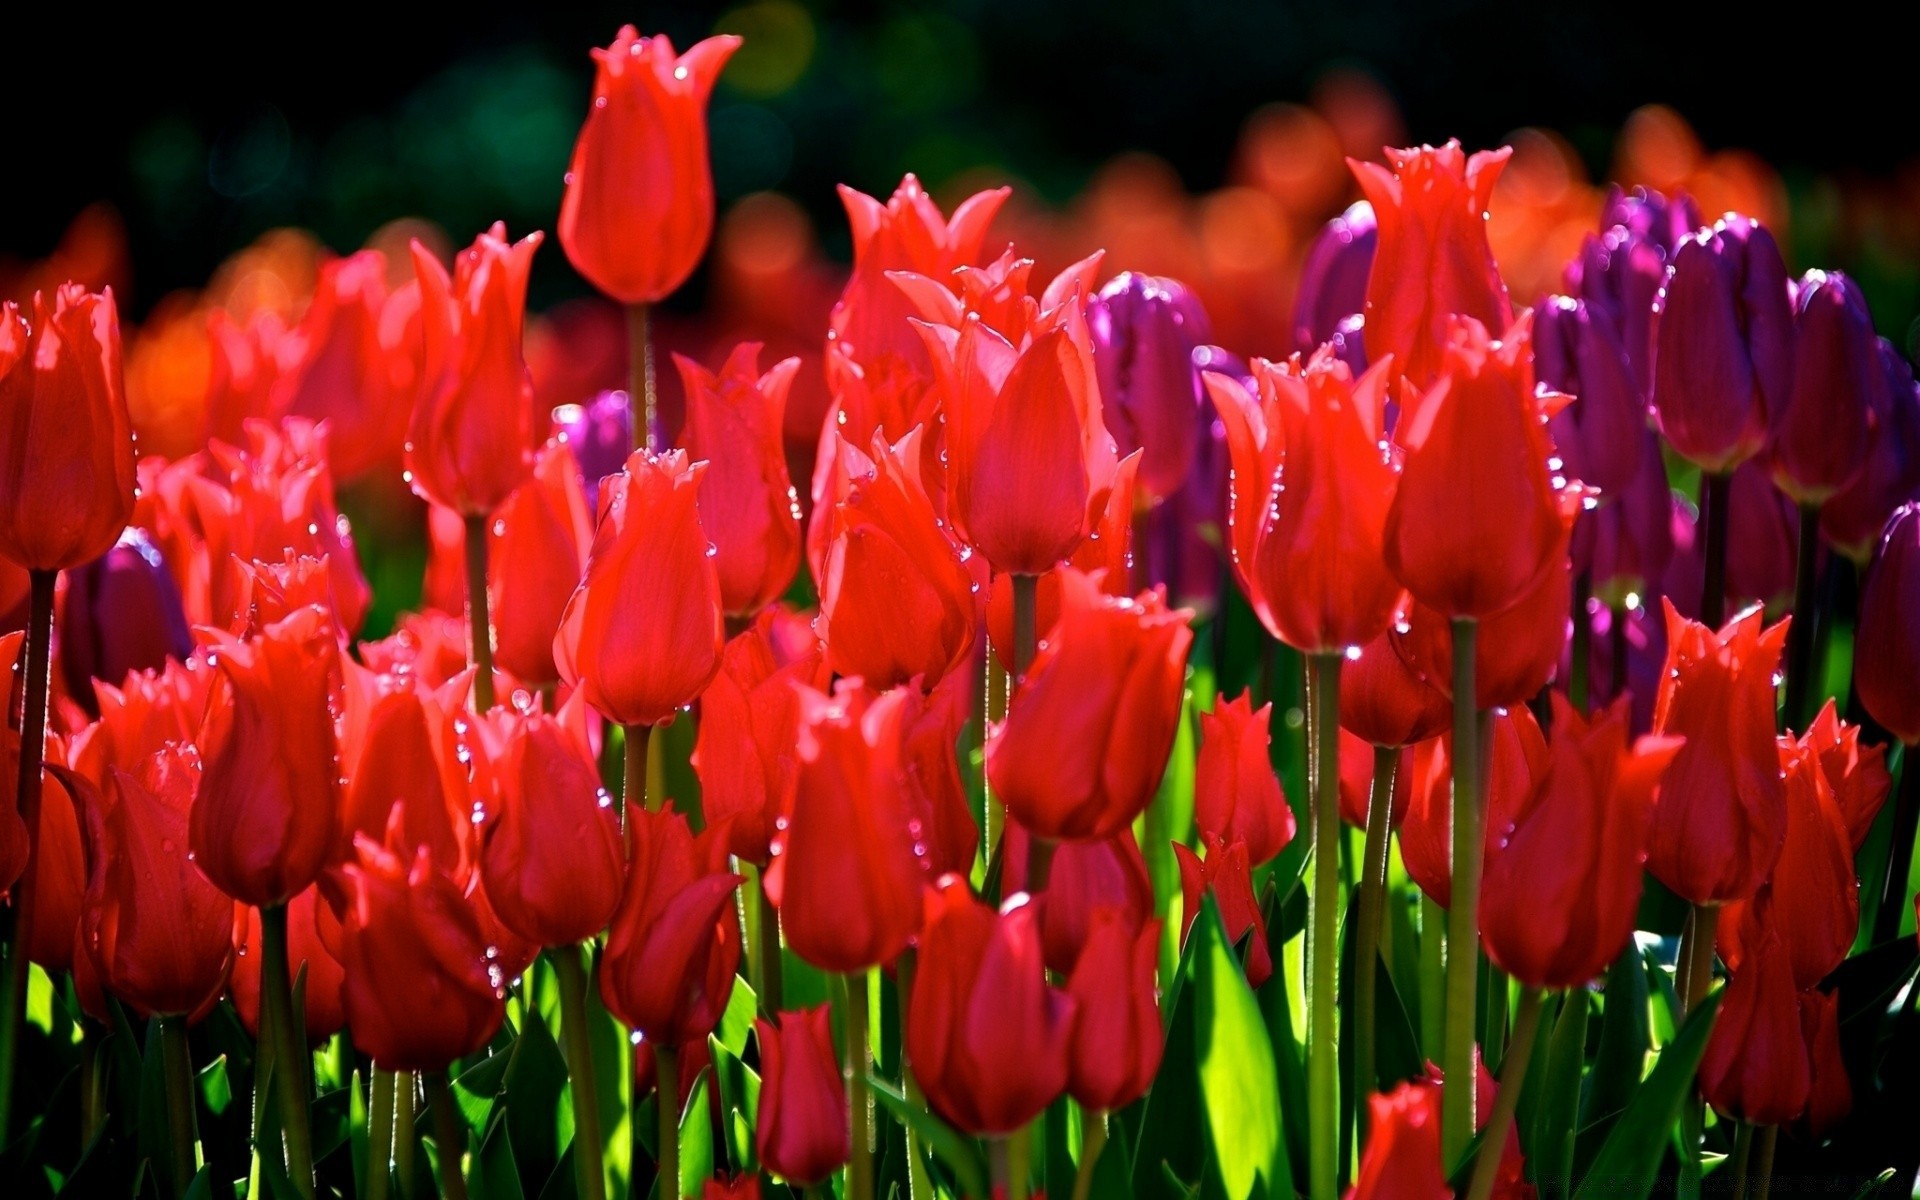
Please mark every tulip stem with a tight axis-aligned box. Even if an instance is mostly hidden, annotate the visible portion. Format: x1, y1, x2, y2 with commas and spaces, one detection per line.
261, 903, 317, 1199
395, 1071, 418, 1200
463, 513, 496, 711
1305, 651, 1343, 1200
1354, 743, 1399, 1132
0, 568, 54, 1146
1441, 617, 1484, 1170
1677, 903, 1718, 1019
161, 1015, 201, 1198
655, 1044, 681, 1199
625, 722, 655, 817
367, 1068, 395, 1200
756, 884, 785, 1013
840, 973, 874, 1200
894, 952, 934, 1200
81, 1024, 106, 1148
1701, 474, 1731, 628
628, 303, 656, 452
1750, 1124, 1778, 1200
1465, 987, 1544, 1200
1783, 504, 1821, 729
1874, 751, 1920, 942
1070, 1112, 1108, 1200
1569, 573, 1592, 712
556, 945, 608, 1200
1011, 573, 1038, 681
1729, 1122, 1754, 1200
1418, 893, 1446, 1058
425, 1070, 469, 1200
1007, 1125, 1033, 1200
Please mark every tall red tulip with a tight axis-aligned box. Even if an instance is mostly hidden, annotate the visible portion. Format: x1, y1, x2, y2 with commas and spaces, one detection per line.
231, 885, 347, 1043
1349, 1063, 1530, 1200
693, 616, 829, 865
558, 28, 740, 305
1400, 705, 1551, 910
1393, 551, 1572, 710
1700, 928, 1809, 1126
1799, 700, 1891, 849
490, 440, 595, 686
272, 251, 417, 483
0, 286, 135, 571
754, 1006, 849, 1186
1174, 836, 1272, 988
1001, 822, 1153, 976
1857, 503, 1920, 745
18, 761, 85, 972
336, 667, 469, 875
1339, 618, 1450, 749
554, 448, 725, 728
982, 450, 1140, 664
1065, 909, 1163, 1113
1194, 692, 1295, 867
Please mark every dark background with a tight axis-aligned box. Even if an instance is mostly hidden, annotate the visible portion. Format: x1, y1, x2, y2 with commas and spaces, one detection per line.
2, 0, 1911, 315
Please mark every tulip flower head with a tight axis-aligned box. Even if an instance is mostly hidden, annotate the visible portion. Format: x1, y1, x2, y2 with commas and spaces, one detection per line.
57, 528, 193, 710
1086, 272, 1211, 504
1194, 692, 1295, 867
1856, 503, 1920, 745
1293, 200, 1377, 356
754, 1006, 850, 1186
1174, 836, 1272, 988
488, 439, 595, 686
272, 251, 418, 483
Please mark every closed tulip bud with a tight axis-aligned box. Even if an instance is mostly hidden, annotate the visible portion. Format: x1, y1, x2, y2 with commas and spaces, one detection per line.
407, 224, 542, 516
56, 528, 192, 711
1194, 692, 1294, 867
1857, 503, 1920, 745
989, 570, 1192, 841
192, 607, 341, 907
1823, 341, 1920, 563
478, 712, 624, 947
1293, 201, 1377, 356
231, 885, 347, 1043
601, 804, 742, 1045
1579, 432, 1676, 601
1338, 734, 1411, 828
18, 761, 85, 972
1208, 350, 1403, 653
273, 251, 416, 483
489, 441, 594, 686
984, 451, 1139, 665
1002, 822, 1153, 975
1086, 273, 1210, 503
1801, 988, 1851, 1136
816, 427, 977, 689
555, 448, 725, 728
1566, 186, 1701, 395
676, 343, 803, 617
1339, 619, 1450, 749
1651, 215, 1793, 475
551, 390, 634, 508
1174, 836, 1272, 987
1350, 1061, 1530, 1200
77, 750, 233, 1020
1724, 459, 1799, 612
336, 668, 469, 873
337, 827, 506, 1071
693, 617, 829, 865
753, 1006, 849, 1186
1646, 600, 1789, 904
908, 877, 1076, 1135
1066, 909, 1163, 1112
1535, 294, 1646, 499
1350, 142, 1513, 389
1393, 551, 1572, 710
0, 287, 136, 572
1401, 706, 1550, 910
1799, 700, 1890, 850
1482, 696, 1682, 989
1769, 270, 1877, 506
559, 29, 740, 305
1700, 927, 1810, 1127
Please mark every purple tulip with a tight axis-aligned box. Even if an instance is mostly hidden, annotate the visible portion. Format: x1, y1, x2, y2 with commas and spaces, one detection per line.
1770, 270, 1878, 506
1536, 295, 1646, 499
1087, 272, 1212, 504
1567, 186, 1703, 395
57, 527, 193, 711
550, 390, 634, 508
1574, 430, 1676, 604
1293, 201, 1377, 357
1823, 339, 1920, 562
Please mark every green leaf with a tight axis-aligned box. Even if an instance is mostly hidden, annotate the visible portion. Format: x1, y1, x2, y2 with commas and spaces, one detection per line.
1133, 911, 1207, 1198
714, 977, 758, 1060
1574, 989, 1723, 1200
351, 1069, 371, 1200
585, 949, 633, 1197
1533, 989, 1589, 1200
868, 1076, 989, 1200
678, 1068, 713, 1197
709, 1033, 762, 1176
1370, 955, 1423, 1090
475, 1109, 528, 1200
1851, 1168, 1897, 1198
454, 1047, 515, 1133
1579, 941, 1651, 1174
505, 1007, 572, 1188
1191, 898, 1289, 1200
198, 1053, 233, 1118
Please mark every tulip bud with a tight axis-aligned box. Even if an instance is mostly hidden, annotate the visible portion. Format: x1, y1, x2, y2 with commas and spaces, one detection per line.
1194, 692, 1294, 867
1338, 619, 1450, 750
1086, 272, 1210, 503
273, 251, 416, 483
1174, 836, 1272, 988
334, 667, 468, 875
1579, 432, 1676, 603
559, 29, 741, 305
1293, 201, 1377, 356
1651, 215, 1793, 475
56, 528, 193, 711
984, 451, 1140, 665
1700, 928, 1810, 1127
1823, 341, 1920, 563
1001, 822, 1153, 976
1065, 910, 1163, 1113
753, 1006, 849, 1186
1798, 700, 1890, 850
1535, 294, 1646, 499
1770, 271, 1877, 506
0, 287, 136, 572
1401, 706, 1550, 910
16, 758, 85, 973
1350, 1060, 1530, 1200
907, 877, 1076, 1136
490, 441, 595, 686
231, 885, 347, 1043
1393, 550, 1571, 711
1801, 988, 1851, 1136
1857, 503, 1920, 745
1565, 186, 1701, 394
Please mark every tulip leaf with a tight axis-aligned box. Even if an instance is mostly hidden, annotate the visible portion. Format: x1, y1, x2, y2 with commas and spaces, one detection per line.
714, 977, 757, 1060
678, 1067, 714, 1196
1573, 989, 1722, 1200
1192, 898, 1290, 1200
585, 948, 633, 1197
1578, 941, 1651, 1173
1533, 989, 1589, 1200
867, 1075, 990, 1200
505, 1006, 572, 1187
1851, 1168, 1898, 1198
455, 1047, 514, 1133
473, 1109, 528, 1200
709, 1032, 761, 1175
1133, 904, 1208, 1197
137, 1018, 169, 1183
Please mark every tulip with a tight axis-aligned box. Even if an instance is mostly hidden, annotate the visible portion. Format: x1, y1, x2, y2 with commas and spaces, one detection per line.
1481, 695, 1682, 989
406, 224, 543, 516
1646, 600, 1789, 905
1857, 503, 1920, 745
1350, 142, 1513, 388
554, 449, 725, 728
1565, 185, 1701, 395
988, 570, 1192, 841
1086, 272, 1210, 503
754, 1006, 849, 1186
1798, 700, 1890, 850
907, 877, 1075, 1135
490, 441, 594, 686
221, 553, 346, 641
1350, 1062, 1530, 1200
676, 343, 803, 617
1293, 200, 1377, 356
600, 804, 742, 1045
1650, 215, 1792, 475
693, 616, 829, 865
0, 286, 136, 572
478, 712, 624, 948
1001, 822, 1154, 976
273, 251, 416, 483
1065, 909, 1163, 1112
815, 428, 977, 690
16, 760, 84, 973
1338, 619, 1450, 750
336, 827, 507, 1071
551, 390, 634, 506
1700, 927, 1810, 1127
983, 451, 1140, 664
231, 885, 347, 1043
76, 749, 232, 1020
1823, 341, 1920, 562
56, 528, 192, 711
1208, 350, 1403, 653
203, 307, 285, 448
1770, 270, 1876, 507
1579, 432, 1676, 604
69, 658, 216, 784
1194, 692, 1294, 867
1392, 551, 1572, 710
358, 610, 473, 689
191, 606, 341, 908
1399, 705, 1551, 910
558, 28, 740, 306
1801, 988, 1851, 1136
1338, 733, 1411, 828
1535, 294, 1645, 499
1173, 836, 1272, 988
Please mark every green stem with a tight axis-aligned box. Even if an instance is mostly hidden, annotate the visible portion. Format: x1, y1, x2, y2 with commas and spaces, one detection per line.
81, 1024, 105, 1148
1874, 751, 1920, 942
1465, 988, 1545, 1200
756, 884, 785, 1014
628, 303, 655, 452
1783, 505, 1820, 730
1729, 1122, 1754, 1200
895, 952, 933, 1200
426, 1070, 469, 1200
556, 945, 608, 1200
655, 1044, 681, 1199
394, 1071, 418, 1200
0, 568, 55, 1145
1070, 1112, 1108, 1200
1419, 893, 1446, 1060
1701, 473, 1730, 628
367, 1068, 395, 1200
161, 1015, 201, 1198
1570, 572, 1592, 712
1007, 1124, 1032, 1200
1750, 1124, 1777, 1200
463, 513, 496, 712
625, 722, 654, 815
1305, 651, 1342, 1200
1676, 903, 1719, 1183
262, 903, 317, 1199
1012, 573, 1038, 680
1354, 744, 1398, 1129
1442, 617, 1484, 1168
841, 973, 873, 1200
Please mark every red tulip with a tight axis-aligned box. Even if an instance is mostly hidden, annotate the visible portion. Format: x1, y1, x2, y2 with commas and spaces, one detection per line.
754, 1006, 849, 1186
1646, 600, 1789, 905
357, 610, 472, 690
1481, 695, 1682, 989
1857, 503, 1920, 745
1798, 700, 1890, 850
1174, 836, 1272, 988
0, 286, 135, 571
1349, 1060, 1530, 1200
76, 749, 233, 1020
1700, 927, 1809, 1127
1194, 692, 1294, 867
272, 251, 417, 483
989, 570, 1192, 841
554, 448, 725, 728
407, 224, 542, 516
478, 712, 624, 947
231, 885, 347, 1043
1393, 551, 1572, 710
815, 428, 978, 691
1801, 988, 1851, 1136
1383, 315, 1579, 619
983, 450, 1140, 665
1770, 271, 1876, 506
907, 876, 1076, 1135
18, 759, 85, 973
558, 28, 740, 305
1350, 141, 1514, 390
1001, 822, 1154, 976
1338, 619, 1450, 749
1066, 909, 1163, 1113
203, 307, 285, 448
600, 804, 742, 1045
191, 606, 341, 907
490, 441, 595, 686
677, 343, 803, 617
336, 667, 469, 874
1338, 734, 1412, 828
1207, 350, 1402, 652
1400, 706, 1550, 910
693, 616, 829, 865
69, 658, 215, 785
